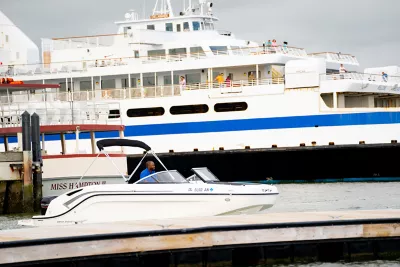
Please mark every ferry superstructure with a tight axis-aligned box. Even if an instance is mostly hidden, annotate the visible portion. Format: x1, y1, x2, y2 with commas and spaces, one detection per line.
1, 0, 400, 155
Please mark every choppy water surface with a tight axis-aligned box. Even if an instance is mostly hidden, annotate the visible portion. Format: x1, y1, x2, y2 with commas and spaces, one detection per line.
268, 182, 400, 213
1, 182, 400, 266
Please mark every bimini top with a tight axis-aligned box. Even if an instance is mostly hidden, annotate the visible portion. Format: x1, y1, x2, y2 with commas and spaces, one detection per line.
97, 139, 151, 151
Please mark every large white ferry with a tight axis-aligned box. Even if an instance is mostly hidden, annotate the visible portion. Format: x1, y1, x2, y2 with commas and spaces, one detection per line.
1, 0, 400, 155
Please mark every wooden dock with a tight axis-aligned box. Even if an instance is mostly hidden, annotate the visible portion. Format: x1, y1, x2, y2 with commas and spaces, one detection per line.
1, 210, 400, 266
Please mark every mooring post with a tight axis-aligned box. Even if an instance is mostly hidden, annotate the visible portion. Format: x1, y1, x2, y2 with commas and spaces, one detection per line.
31, 113, 42, 212
21, 111, 33, 213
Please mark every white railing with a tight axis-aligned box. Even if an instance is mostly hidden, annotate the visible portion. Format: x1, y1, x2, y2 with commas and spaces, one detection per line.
183, 78, 284, 91
322, 72, 400, 83
0, 102, 122, 128
49, 34, 122, 50
253, 46, 308, 57
2, 45, 308, 77
309, 52, 359, 65
144, 52, 208, 63
0, 78, 283, 107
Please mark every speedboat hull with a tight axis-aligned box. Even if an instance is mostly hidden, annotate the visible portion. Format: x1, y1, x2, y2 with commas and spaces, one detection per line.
20, 184, 278, 227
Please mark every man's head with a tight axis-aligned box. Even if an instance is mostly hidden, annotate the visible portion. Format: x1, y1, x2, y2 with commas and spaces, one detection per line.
146, 161, 155, 171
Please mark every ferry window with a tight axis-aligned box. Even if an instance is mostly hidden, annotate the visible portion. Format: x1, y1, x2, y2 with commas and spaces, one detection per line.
80, 81, 92, 90
148, 49, 166, 59
183, 22, 190, 31
123, 26, 131, 37
166, 23, 173, 32
186, 73, 201, 84
109, 109, 120, 119
231, 46, 242, 55
59, 82, 67, 92
147, 25, 155, 30
177, 24, 181, 32
134, 50, 139, 58
201, 22, 205, 30
190, 47, 205, 57
164, 75, 179, 85
169, 48, 186, 56
210, 46, 228, 55
214, 102, 248, 112
5, 35, 8, 43
101, 79, 116, 89
204, 22, 214, 30
193, 21, 200, 31
122, 78, 137, 88
170, 104, 209, 115
127, 107, 165, 117
143, 76, 155, 86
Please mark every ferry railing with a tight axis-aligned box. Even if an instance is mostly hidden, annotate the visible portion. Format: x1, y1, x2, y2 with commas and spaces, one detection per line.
322, 73, 400, 83
144, 52, 208, 64
250, 46, 307, 57
49, 34, 122, 50
5, 45, 309, 77
0, 78, 284, 108
184, 78, 284, 91
309, 52, 359, 65
0, 101, 122, 128
127, 85, 181, 99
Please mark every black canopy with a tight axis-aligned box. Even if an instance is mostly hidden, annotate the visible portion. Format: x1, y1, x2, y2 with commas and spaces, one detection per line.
96, 139, 151, 151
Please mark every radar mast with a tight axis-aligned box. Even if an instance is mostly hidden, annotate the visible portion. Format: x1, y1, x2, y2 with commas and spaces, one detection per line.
152, 0, 174, 18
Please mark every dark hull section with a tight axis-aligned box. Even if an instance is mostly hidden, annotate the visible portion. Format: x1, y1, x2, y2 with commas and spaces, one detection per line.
128, 143, 400, 183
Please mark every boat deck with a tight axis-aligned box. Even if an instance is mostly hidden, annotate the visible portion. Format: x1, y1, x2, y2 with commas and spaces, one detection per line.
1, 210, 400, 265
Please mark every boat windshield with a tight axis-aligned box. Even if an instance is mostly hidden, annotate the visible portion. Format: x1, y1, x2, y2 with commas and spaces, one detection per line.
135, 170, 189, 184
191, 168, 220, 182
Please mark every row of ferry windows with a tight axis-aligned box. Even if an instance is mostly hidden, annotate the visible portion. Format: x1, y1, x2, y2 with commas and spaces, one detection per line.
146, 21, 213, 32
126, 102, 248, 118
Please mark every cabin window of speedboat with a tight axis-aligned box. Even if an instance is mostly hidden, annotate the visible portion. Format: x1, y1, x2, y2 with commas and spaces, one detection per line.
136, 170, 189, 184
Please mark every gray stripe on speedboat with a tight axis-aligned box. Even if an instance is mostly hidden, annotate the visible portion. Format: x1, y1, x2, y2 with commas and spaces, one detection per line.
63, 190, 174, 207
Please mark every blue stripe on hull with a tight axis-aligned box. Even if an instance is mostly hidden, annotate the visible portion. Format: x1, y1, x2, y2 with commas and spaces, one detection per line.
1, 111, 400, 143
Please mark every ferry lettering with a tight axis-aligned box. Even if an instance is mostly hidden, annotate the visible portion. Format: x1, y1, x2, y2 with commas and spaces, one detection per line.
194, 188, 203, 192
204, 188, 209, 192
50, 183, 68, 191
69, 183, 75, 189
77, 181, 102, 188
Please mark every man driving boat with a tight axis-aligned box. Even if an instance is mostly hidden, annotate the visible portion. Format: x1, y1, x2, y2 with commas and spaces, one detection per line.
140, 161, 157, 182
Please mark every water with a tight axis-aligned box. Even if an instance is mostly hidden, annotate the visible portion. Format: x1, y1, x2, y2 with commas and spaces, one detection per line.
1, 182, 400, 266
268, 182, 400, 213
272, 262, 400, 266
0, 213, 36, 230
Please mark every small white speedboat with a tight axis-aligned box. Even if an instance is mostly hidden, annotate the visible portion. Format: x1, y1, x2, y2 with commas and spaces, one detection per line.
19, 139, 278, 227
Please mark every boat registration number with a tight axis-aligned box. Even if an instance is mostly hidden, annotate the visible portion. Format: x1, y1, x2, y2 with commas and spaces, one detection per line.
188, 187, 214, 192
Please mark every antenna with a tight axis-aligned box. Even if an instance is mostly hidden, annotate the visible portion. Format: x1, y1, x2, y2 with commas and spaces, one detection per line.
153, 0, 174, 17
143, 0, 146, 19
